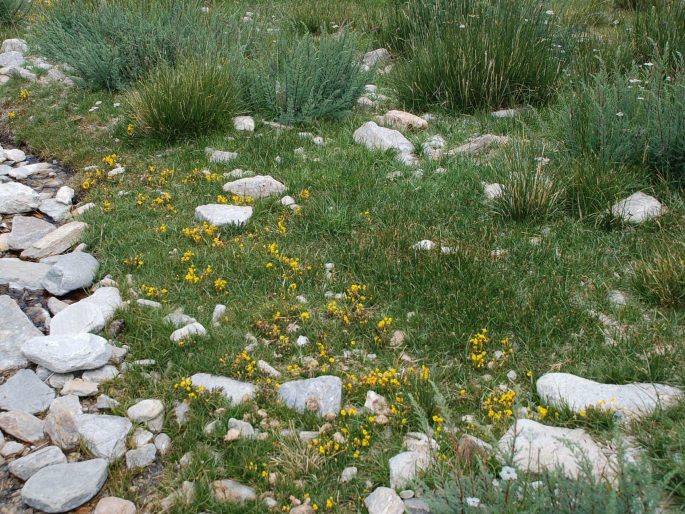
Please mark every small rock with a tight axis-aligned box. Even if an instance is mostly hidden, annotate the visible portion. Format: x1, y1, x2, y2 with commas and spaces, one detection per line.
126, 443, 157, 470
155, 433, 172, 454
611, 192, 664, 224
233, 116, 255, 132
77, 414, 132, 461
189, 373, 256, 405
222, 175, 286, 199
94, 496, 136, 514
21, 221, 88, 260
170, 322, 207, 342
195, 204, 253, 227
42, 252, 99, 296
0, 369, 55, 414
364, 487, 404, 514
7, 216, 55, 250
22, 333, 112, 373
0, 411, 44, 443
212, 479, 257, 503
378, 110, 428, 131
339, 466, 357, 483
44, 395, 81, 450
0, 182, 40, 214
9, 446, 67, 481
278, 376, 342, 417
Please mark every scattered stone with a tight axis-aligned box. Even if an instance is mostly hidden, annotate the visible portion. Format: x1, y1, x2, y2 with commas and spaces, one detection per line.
0, 369, 55, 414
21, 221, 88, 260
22, 333, 112, 373
208, 149, 239, 164
0, 295, 42, 371
450, 134, 510, 156
44, 395, 81, 450
94, 497, 137, 514
0, 411, 44, 443
257, 359, 281, 378
611, 192, 664, 224
492, 108, 523, 118
233, 116, 255, 132
536, 373, 682, 418
189, 373, 256, 405
137, 298, 161, 309
222, 175, 286, 199
365, 390, 391, 416
164, 308, 196, 328
160, 480, 195, 511
155, 433, 172, 454
422, 135, 446, 160
378, 110, 428, 131
353, 121, 416, 165
1, 440, 25, 457
362, 48, 391, 69
195, 204, 253, 227
170, 322, 207, 342
21, 458, 109, 513
131, 427, 154, 447
42, 252, 100, 296
212, 304, 227, 326
62, 378, 99, 396
49, 302, 104, 335
413, 240, 435, 251
4, 148, 26, 162
55, 186, 75, 205
9, 162, 56, 180
457, 433, 493, 462
497, 419, 611, 480
174, 401, 191, 425
1, 39, 28, 53
404, 432, 438, 454
224, 428, 241, 442
96, 394, 119, 411
7, 215, 55, 250
77, 414, 132, 461
484, 183, 504, 200
82, 365, 119, 384
278, 376, 342, 417
389, 451, 430, 489
228, 418, 255, 438
126, 443, 157, 470
364, 487, 404, 514
0, 258, 52, 291
212, 479, 257, 503
404, 497, 431, 514
47, 297, 69, 315
0, 181, 39, 214
127, 399, 165, 432
0, 50, 24, 67
9, 446, 67, 481
340, 466, 357, 483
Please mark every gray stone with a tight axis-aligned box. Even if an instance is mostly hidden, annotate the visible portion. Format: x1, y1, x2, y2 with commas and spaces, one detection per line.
0, 295, 42, 372
378, 110, 428, 131
96, 394, 119, 410
94, 497, 136, 514
1, 39, 28, 54
404, 498, 431, 514
195, 204, 253, 227
54, 186, 75, 205
49, 302, 105, 335
44, 395, 82, 450
233, 116, 255, 132
0, 411, 44, 443
154, 432, 172, 454
82, 365, 119, 384
449, 134, 509, 156
22, 333, 112, 373
536, 373, 682, 418
278, 375, 342, 416
497, 419, 611, 480
21, 221, 88, 260
340, 466, 357, 483
9, 162, 56, 180
361, 48, 391, 68
364, 487, 404, 514
82, 286, 122, 322
170, 322, 206, 342
127, 399, 164, 432
228, 418, 255, 438
1, 440, 25, 457
125, 443, 157, 469
0, 259, 51, 291
484, 183, 504, 200
62, 378, 98, 396
389, 451, 430, 489
212, 479, 257, 503
8, 216, 55, 250
39, 199, 72, 223
0, 182, 40, 214
0, 369, 55, 414
21, 458, 108, 513
76, 414, 132, 461
9, 446, 67, 481
0, 51, 24, 68
611, 192, 664, 224
353, 121, 414, 154
189, 373, 256, 405
208, 149, 239, 164
47, 297, 69, 315
4, 148, 25, 162
164, 309, 196, 328
42, 252, 99, 296
222, 175, 286, 199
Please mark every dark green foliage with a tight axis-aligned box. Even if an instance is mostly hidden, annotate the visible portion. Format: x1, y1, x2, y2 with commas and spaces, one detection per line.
33, 0, 236, 91
391, 0, 568, 112
632, 238, 685, 307
245, 32, 369, 125
630, 0, 685, 66
0, 0, 28, 26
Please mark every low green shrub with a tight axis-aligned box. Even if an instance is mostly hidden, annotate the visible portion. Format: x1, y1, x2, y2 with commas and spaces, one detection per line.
556, 56, 685, 183
33, 0, 235, 91
632, 240, 685, 307
391, 0, 567, 113
245, 32, 369, 125
0, 0, 28, 26
285, 0, 387, 35
126, 55, 240, 141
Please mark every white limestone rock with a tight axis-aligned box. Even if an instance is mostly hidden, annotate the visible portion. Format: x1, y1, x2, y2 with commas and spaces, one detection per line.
195, 204, 253, 227
212, 479, 257, 504
0, 295, 42, 372
22, 333, 112, 373
389, 451, 430, 489
126, 443, 157, 470
364, 487, 404, 514
233, 115, 255, 132
278, 375, 342, 417
189, 373, 256, 405
21, 221, 88, 260
170, 322, 207, 342
0, 369, 55, 414
0, 182, 40, 214
222, 175, 286, 199
76, 414, 132, 461
0, 259, 51, 291
378, 110, 428, 131
353, 121, 415, 160
42, 252, 100, 296
611, 192, 664, 224
7, 216, 55, 250
9, 446, 67, 481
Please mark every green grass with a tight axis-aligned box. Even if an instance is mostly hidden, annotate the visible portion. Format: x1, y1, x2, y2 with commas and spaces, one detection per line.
3, 0, 685, 511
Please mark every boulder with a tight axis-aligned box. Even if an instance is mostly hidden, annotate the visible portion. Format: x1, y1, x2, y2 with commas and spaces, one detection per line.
7, 216, 55, 250
611, 192, 664, 224
42, 252, 100, 296
0, 182, 40, 214
22, 333, 112, 373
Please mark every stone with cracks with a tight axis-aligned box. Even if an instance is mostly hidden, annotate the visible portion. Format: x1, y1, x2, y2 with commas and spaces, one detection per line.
378, 110, 428, 131
8, 215, 55, 250
21, 458, 108, 513
0, 51, 24, 68
353, 121, 415, 157
44, 395, 82, 450
170, 322, 206, 342
21, 221, 88, 259
42, 252, 100, 296
0, 182, 40, 214
0, 411, 44, 443
22, 333, 112, 373
9, 162, 56, 180
126, 443, 157, 470
0, 369, 55, 414
0, 259, 51, 291
222, 175, 286, 199
189, 373, 256, 405
611, 192, 664, 224
212, 479, 257, 503
62, 378, 99, 396
364, 487, 404, 514
9, 446, 67, 481
278, 375, 342, 416
76, 414, 132, 461
0, 295, 42, 372
536, 372, 682, 418
497, 419, 612, 480
195, 204, 253, 227
362, 48, 391, 69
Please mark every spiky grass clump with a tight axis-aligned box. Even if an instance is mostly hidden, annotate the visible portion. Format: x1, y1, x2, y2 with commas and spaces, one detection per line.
631, 0, 685, 66
0, 0, 28, 26
127, 55, 240, 141
246, 31, 369, 125
632, 242, 685, 308
33, 0, 234, 91
392, 0, 567, 112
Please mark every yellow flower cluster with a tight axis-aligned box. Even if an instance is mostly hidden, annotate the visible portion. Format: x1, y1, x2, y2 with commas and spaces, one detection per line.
469, 328, 512, 369
233, 351, 257, 378
18, 88, 30, 101
483, 387, 516, 423
140, 283, 169, 300
102, 153, 118, 167
173, 377, 205, 400
182, 222, 224, 247
181, 167, 222, 184
142, 166, 174, 186
216, 194, 254, 206
123, 255, 144, 268
81, 167, 108, 190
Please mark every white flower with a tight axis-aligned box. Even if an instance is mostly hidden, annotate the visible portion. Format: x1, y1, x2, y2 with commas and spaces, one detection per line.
466, 497, 481, 507
459, 24, 466, 28
629, 78, 642, 84
616, 112, 624, 117
545, 9, 554, 15
637, 96, 645, 101
644, 62, 654, 67
507, 370, 517, 381
530, 480, 544, 490
500, 466, 518, 481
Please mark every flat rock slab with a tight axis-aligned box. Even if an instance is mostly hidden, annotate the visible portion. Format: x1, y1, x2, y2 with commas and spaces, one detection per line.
44, 395, 82, 450
21, 458, 108, 513
49, 301, 105, 335
536, 372, 682, 417
0, 182, 40, 214
0, 295, 42, 372
0, 411, 44, 443
39, 198, 72, 223
22, 333, 112, 373
0, 369, 55, 414
42, 252, 100, 296
125, 443, 157, 470
497, 419, 611, 480
76, 414, 132, 461
9, 162, 57, 180
611, 192, 664, 224
450, 134, 509, 155
353, 121, 415, 155
9, 446, 67, 481
189, 373, 255, 405
21, 221, 88, 260
222, 175, 286, 199
278, 375, 342, 417
8, 215, 55, 250
377, 110, 428, 131
0, 258, 51, 291
195, 204, 253, 227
